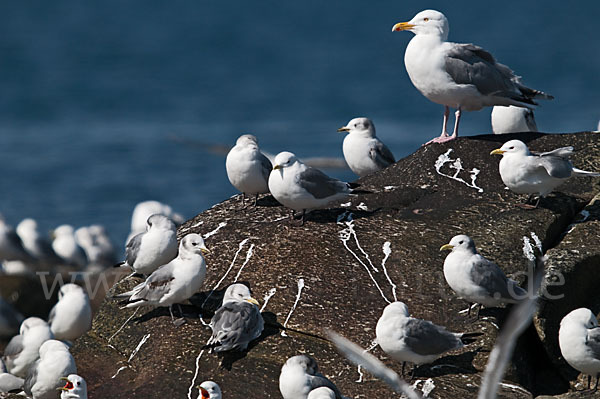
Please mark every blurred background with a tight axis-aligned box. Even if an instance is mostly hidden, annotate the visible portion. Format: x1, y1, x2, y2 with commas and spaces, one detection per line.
0, 0, 598, 246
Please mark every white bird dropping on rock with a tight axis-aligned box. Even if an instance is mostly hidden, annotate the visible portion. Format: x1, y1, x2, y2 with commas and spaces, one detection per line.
279, 354, 343, 399
338, 117, 395, 177
392, 9, 552, 144
441, 235, 526, 316
559, 308, 600, 391
23, 340, 77, 399
491, 139, 600, 208
491, 106, 537, 134
48, 284, 92, 341
225, 134, 272, 206
3, 317, 54, 378
58, 374, 87, 399
197, 380, 222, 399
116, 214, 178, 276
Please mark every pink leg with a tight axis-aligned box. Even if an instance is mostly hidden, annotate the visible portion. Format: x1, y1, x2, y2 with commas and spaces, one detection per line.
426, 107, 462, 144
424, 106, 452, 145
450, 107, 462, 138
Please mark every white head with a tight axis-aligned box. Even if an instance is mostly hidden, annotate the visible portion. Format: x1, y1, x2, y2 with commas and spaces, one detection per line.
58, 283, 86, 300
490, 140, 531, 157
381, 301, 410, 318
282, 354, 319, 375
131, 200, 184, 233
392, 10, 449, 40
337, 117, 376, 138
272, 151, 300, 172
179, 233, 210, 256
39, 339, 70, 358
54, 225, 75, 237
440, 234, 477, 254
59, 374, 87, 398
561, 308, 599, 329
20, 317, 49, 335
146, 214, 177, 232
223, 283, 259, 306
308, 386, 337, 399
235, 134, 259, 147
17, 218, 38, 235
198, 381, 222, 399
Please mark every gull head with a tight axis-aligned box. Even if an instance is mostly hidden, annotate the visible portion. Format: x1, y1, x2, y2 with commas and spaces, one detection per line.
283, 354, 319, 375
440, 234, 477, 253
57, 374, 86, 397
337, 117, 376, 138
223, 283, 259, 306
197, 381, 222, 399
561, 308, 599, 329
146, 214, 177, 232
381, 301, 410, 318
54, 224, 75, 238
20, 316, 48, 335
272, 151, 299, 172
58, 283, 85, 300
180, 233, 210, 255
392, 9, 449, 40
235, 134, 259, 148
490, 140, 531, 157
16, 218, 38, 236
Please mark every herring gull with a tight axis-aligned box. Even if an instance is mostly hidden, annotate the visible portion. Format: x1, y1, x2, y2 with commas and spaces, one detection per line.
491, 106, 537, 134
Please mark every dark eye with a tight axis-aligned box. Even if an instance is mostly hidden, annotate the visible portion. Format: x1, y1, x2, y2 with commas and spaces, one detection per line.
509, 146, 514, 150
424, 17, 429, 21
192, 242, 197, 246
354, 123, 358, 127
77, 382, 81, 386
459, 241, 463, 244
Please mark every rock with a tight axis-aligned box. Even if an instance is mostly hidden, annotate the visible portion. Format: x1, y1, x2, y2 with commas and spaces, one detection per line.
71, 132, 600, 398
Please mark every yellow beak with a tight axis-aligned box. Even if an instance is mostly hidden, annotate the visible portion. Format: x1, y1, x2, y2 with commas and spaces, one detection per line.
392, 22, 415, 32
440, 244, 454, 251
273, 164, 281, 170
201, 246, 210, 254
337, 126, 350, 133
246, 297, 260, 306
490, 148, 505, 155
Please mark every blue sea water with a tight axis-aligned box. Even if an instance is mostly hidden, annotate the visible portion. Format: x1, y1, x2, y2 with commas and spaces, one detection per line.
0, 1, 598, 246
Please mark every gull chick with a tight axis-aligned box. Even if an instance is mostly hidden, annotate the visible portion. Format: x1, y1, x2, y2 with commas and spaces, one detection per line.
23, 340, 77, 399
491, 139, 600, 208
392, 10, 552, 144
48, 284, 92, 341
279, 355, 343, 399
115, 214, 178, 276
491, 106, 537, 134
269, 151, 354, 225
441, 235, 526, 316
338, 117, 395, 177
206, 283, 263, 353
559, 308, 600, 391
197, 380, 222, 399
3, 317, 54, 378
117, 233, 208, 321
225, 134, 272, 206
58, 374, 87, 399
376, 301, 475, 376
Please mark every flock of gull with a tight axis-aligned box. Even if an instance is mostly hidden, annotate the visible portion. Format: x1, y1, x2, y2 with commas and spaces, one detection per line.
0, 8, 598, 399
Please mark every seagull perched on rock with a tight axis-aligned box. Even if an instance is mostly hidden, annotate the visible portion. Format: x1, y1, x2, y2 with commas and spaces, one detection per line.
376, 301, 478, 377
197, 381, 222, 399
3, 317, 54, 378
58, 374, 87, 399
48, 284, 92, 342
16, 218, 62, 267
225, 134, 272, 207
23, 340, 77, 399
269, 152, 355, 225
115, 214, 178, 276
491, 106, 537, 134
0, 217, 33, 263
279, 355, 343, 399
116, 233, 208, 323
440, 234, 526, 317
559, 308, 600, 391
392, 9, 552, 144
337, 117, 395, 177
205, 283, 263, 353
127, 200, 184, 243
51, 225, 87, 269
491, 139, 600, 208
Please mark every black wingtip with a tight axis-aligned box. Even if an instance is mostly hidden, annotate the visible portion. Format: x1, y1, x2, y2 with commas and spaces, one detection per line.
461, 331, 484, 345
113, 261, 125, 268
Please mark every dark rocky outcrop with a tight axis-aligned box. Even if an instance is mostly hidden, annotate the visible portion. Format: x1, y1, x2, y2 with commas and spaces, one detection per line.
71, 132, 600, 398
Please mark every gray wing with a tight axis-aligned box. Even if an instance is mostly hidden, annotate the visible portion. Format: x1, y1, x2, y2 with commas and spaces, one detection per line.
2, 335, 24, 362
470, 255, 525, 300
524, 108, 537, 131
259, 152, 272, 181
48, 303, 58, 325
209, 302, 264, 352
537, 146, 574, 158
22, 359, 39, 396
444, 44, 530, 103
6, 230, 30, 260
297, 168, 349, 199
535, 155, 573, 179
369, 140, 395, 169
587, 327, 600, 359
128, 264, 175, 303
403, 318, 462, 356
125, 232, 143, 266
309, 374, 343, 399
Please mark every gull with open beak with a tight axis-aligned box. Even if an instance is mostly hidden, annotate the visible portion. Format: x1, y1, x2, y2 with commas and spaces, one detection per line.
197, 381, 222, 399
58, 374, 87, 399
205, 283, 264, 353
490, 139, 600, 208
392, 10, 552, 145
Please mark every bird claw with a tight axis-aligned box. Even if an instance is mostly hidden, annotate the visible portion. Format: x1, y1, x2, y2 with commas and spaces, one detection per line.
424, 134, 457, 145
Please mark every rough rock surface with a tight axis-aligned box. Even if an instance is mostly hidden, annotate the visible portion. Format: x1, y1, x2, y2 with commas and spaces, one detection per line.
71, 132, 600, 398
